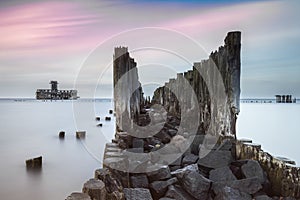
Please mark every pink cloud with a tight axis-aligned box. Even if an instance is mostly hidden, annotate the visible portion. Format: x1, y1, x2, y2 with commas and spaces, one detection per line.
0, 2, 104, 57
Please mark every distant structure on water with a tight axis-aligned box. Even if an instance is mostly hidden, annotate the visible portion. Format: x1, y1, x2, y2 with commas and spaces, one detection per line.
275, 95, 296, 103
36, 81, 79, 100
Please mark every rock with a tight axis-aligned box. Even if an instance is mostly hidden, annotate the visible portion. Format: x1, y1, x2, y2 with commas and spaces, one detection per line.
76, 131, 86, 139
123, 188, 153, 200
97, 123, 103, 127
214, 186, 252, 200
181, 171, 211, 199
66, 192, 91, 200
241, 160, 265, 183
109, 110, 113, 114
155, 131, 171, 144
165, 185, 196, 200
182, 154, 199, 165
149, 177, 178, 197
209, 166, 237, 182
130, 174, 149, 188
216, 139, 233, 151
198, 150, 233, 169
254, 195, 273, 200
171, 164, 199, 179
132, 138, 144, 149
26, 156, 42, 169
147, 165, 171, 182
82, 178, 106, 200
59, 131, 65, 139
105, 117, 111, 121
159, 198, 175, 200
95, 117, 100, 121
94, 168, 109, 181
213, 177, 262, 195
167, 129, 177, 137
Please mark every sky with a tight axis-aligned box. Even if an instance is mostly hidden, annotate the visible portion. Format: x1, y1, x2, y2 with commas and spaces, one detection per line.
0, 0, 299, 98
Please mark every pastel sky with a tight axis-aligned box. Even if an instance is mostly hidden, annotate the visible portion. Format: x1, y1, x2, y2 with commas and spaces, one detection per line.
0, 0, 299, 98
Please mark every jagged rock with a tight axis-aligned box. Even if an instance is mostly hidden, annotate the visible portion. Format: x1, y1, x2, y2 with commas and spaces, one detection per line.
147, 165, 171, 182
198, 150, 233, 169
171, 164, 199, 179
170, 156, 182, 166
182, 154, 199, 165
209, 166, 237, 182
130, 174, 149, 188
254, 195, 273, 200
25, 156, 42, 169
66, 192, 91, 200
214, 186, 252, 200
94, 168, 109, 181
150, 177, 178, 197
82, 178, 106, 200
123, 188, 153, 200
241, 160, 265, 183
213, 177, 262, 195
165, 185, 196, 200
181, 171, 211, 199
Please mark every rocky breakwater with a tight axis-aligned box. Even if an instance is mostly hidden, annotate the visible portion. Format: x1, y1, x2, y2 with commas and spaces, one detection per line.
66, 32, 300, 199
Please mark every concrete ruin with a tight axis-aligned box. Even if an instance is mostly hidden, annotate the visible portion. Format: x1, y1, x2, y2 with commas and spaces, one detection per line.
66, 32, 300, 200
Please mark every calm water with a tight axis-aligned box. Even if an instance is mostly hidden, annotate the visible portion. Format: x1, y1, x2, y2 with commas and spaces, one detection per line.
0, 100, 299, 199
0, 99, 115, 200
237, 102, 300, 166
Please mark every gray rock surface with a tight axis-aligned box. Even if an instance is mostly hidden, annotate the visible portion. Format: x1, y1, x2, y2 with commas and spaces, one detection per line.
198, 150, 233, 169
209, 166, 237, 182
165, 185, 196, 200
66, 192, 91, 200
241, 160, 265, 183
213, 177, 262, 195
130, 174, 149, 188
123, 188, 153, 200
214, 186, 252, 200
181, 171, 211, 199
82, 178, 106, 200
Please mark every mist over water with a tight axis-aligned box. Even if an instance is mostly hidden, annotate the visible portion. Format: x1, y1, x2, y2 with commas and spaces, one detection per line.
0, 100, 299, 199
237, 102, 300, 166
0, 100, 115, 200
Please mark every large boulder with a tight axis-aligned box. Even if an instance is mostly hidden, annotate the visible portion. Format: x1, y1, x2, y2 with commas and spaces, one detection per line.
198, 150, 233, 169
181, 171, 211, 199
209, 166, 237, 182
149, 177, 178, 197
213, 177, 262, 195
241, 160, 265, 183
147, 165, 171, 182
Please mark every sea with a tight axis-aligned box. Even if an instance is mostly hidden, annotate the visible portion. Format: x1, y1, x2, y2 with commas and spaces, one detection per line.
0, 98, 299, 200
